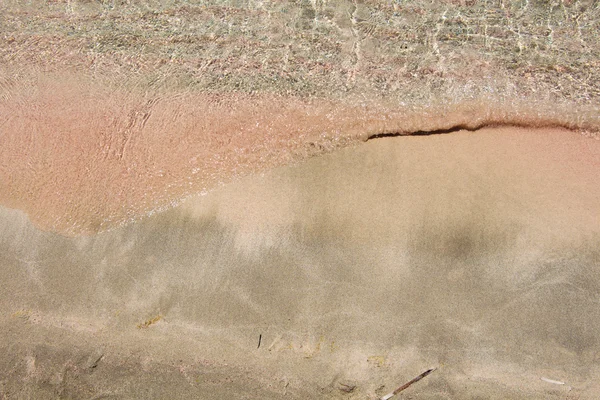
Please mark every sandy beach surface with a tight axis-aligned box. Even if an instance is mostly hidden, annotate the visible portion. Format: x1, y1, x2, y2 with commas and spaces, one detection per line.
2, 126, 600, 399
2, 1, 600, 399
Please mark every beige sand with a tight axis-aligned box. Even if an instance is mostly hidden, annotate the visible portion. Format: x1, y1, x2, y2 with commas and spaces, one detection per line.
2, 1, 600, 398
2, 126, 599, 399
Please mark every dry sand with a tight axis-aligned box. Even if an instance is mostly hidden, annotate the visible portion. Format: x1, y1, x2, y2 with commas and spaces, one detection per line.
2, 126, 600, 399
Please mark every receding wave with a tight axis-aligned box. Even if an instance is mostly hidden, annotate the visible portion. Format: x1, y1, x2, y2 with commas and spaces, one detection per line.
1, 73, 598, 235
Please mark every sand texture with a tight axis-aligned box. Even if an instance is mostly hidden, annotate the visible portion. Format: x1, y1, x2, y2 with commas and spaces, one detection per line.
1, 1, 600, 399
2, 127, 600, 398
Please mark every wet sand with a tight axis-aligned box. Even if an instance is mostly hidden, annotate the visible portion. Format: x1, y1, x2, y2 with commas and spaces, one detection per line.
2, 77, 597, 237
2, 2, 600, 398
2, 126, 599, 399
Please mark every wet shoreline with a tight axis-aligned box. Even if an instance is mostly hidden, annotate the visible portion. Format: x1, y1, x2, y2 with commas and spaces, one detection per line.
1, 78, 598, 236
2, 127, 599, 398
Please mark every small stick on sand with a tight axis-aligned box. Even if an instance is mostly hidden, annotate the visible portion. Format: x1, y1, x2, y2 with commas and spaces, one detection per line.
380, 367, 436, 400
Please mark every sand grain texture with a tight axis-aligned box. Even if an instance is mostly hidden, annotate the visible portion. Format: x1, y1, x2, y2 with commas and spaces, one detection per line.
1, 1, 600, 398
2, 127, 600, 398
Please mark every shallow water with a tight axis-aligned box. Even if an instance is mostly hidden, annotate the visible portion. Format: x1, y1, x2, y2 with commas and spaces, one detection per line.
1, 75, 598, 235
1, 2, 600, 396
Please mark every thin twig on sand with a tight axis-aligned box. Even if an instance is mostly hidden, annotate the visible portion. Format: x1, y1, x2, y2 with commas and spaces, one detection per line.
380, 367, 436, 400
